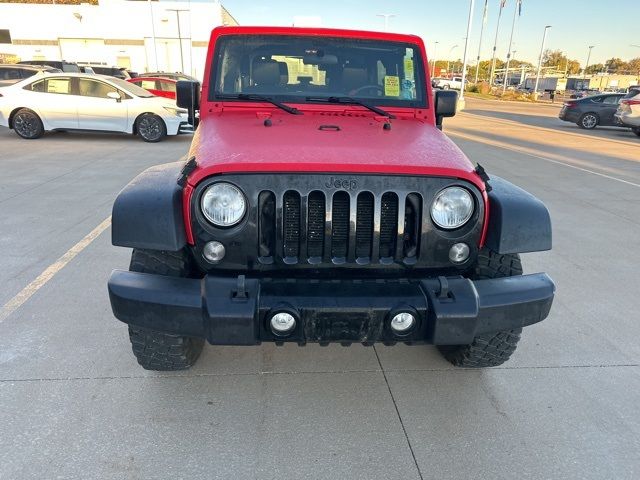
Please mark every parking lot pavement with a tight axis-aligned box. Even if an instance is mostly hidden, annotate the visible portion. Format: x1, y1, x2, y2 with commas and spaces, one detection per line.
1, 100, 639, 480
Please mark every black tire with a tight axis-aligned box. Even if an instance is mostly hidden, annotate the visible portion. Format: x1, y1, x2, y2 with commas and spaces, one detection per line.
578, 112, 598, 129
127, 249, 204, 370
438, 248, 524, 368
632, 127, 640, 137
12, 108, 44, 139
442, 84, 450, 90
136, 113, 166, 142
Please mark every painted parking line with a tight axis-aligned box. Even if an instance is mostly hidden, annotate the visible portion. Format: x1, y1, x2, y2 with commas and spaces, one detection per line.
0, 216, 112, 325
448, 130, 640, 189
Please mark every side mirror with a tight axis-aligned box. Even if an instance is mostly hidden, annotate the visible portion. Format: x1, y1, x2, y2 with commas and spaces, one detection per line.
107, 91, 121, 102
176, 80, 201, 128
434, 89, 458, 130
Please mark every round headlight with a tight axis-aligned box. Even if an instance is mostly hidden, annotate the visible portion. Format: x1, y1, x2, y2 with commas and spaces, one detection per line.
431, 187, 474, 229
201, 182, 246, 227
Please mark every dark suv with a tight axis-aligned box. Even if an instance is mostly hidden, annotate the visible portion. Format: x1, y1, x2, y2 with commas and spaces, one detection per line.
17, 60, 80, 73
0, 64, 61, 84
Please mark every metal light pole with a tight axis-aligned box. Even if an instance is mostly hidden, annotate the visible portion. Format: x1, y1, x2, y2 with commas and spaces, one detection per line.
376, 13, 396, 31
474, 0, 488, 84
502, 2, 518, 94
533, 25, 551, 93
459, 0, 475, 101
489, 1, 505, 86
583, 45, 594, 81
166, 8, 190, 73
147, 0, 159, 71
431, 41, 439, 77
446, 44, 459, 76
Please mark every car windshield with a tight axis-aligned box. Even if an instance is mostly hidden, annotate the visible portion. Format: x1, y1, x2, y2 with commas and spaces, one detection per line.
108, 77, 155, 97
211, 34, 426, 108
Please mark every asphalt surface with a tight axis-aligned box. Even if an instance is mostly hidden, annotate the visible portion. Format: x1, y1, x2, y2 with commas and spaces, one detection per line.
1, 99, 639, 479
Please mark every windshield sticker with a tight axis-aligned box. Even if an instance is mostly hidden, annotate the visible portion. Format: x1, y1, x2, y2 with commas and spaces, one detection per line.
384, 76, 400, 97
404, 58, 414, 78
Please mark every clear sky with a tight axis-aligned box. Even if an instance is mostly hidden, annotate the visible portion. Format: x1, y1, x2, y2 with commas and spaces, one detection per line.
215, 0, 639, 66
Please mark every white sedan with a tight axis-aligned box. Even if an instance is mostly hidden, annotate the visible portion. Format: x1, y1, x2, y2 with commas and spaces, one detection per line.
0, 72, 190, 142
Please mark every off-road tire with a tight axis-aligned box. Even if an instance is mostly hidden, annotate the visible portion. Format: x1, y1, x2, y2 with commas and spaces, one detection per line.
12, 108, 44, 139
127, 249, 204, 370
438, 248, 524, 368
633, 127, 640, 137
578, 112, 598, 129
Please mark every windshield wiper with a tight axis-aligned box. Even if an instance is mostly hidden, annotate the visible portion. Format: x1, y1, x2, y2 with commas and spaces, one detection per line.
216, 93, 302, 115
305, 96, 395, 119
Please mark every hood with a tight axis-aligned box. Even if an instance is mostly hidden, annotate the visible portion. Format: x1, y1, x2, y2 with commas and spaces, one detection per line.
187, 111, 483, 190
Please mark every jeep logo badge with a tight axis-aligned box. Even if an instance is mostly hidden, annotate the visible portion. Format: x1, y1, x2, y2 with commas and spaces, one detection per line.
325, 177, 358, 190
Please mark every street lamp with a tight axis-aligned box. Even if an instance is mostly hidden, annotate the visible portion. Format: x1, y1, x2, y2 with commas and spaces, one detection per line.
376, 13, 396, 31
583, 45, 595, 80
431, 41, 439, 78
459, 0, 475, 102
166, 8, 190, 74
534, 25, 552, 94
446, 44, 459, 76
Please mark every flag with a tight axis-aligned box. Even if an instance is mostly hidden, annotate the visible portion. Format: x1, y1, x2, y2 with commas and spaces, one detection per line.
518, 0, 522, 16
483, 0, 489, 24
500, 0, 507, 8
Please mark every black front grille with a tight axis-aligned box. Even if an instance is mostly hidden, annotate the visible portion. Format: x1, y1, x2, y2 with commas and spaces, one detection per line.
259, 188, 423, 266
192, 174, 484, 273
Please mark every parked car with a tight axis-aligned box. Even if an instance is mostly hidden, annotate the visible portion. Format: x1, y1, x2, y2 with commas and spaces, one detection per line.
0, 64, 61, 85
17, 60, 80, 73
559, 93, 627, 129
78, 64, 130, 80
127, 76, 176, 100
0, 72, 190, 142
614, 88, 640, 137
107, 25, 555, 372
432, 76, 465, 90
79, 65, 95, 74
138, 71, 198, 82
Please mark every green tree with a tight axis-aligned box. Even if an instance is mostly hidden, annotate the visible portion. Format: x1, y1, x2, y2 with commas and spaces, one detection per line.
585, 63, 604, 74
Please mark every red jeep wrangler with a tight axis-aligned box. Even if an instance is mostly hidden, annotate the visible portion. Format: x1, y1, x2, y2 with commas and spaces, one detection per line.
108, 26, 555, 370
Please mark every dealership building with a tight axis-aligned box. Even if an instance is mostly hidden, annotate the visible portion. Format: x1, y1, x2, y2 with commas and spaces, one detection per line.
0, 0, 238, 79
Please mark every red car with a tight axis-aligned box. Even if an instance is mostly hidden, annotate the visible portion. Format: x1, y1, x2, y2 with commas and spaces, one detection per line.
127, 76, 176, 100
108, 26, 555, 371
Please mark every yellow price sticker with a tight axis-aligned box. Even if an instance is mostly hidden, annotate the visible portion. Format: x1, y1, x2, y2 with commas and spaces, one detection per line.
384, 76, 400, 97
404, 58, 414, 77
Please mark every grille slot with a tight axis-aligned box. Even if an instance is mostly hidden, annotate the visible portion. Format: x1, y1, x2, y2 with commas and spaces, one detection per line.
283, 191, 301, 260
355, 192, 374, 260
379, 193, 398, 259
258, 191, 276, 260
331, 192, 350, 259
307, 191, 325, 259
403, 193, 422, 262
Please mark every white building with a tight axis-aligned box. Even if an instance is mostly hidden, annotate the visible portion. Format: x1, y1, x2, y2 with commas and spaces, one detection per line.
0, 0, 239, 79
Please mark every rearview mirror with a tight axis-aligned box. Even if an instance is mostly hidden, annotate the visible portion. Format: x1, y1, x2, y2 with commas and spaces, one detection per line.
176, 80, 201, 128
107, 91, 121, 102
434, 89, 458, 129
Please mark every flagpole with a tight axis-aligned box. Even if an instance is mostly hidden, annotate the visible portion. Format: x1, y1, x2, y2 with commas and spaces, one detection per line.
474, 0, 488, 84
489, 0, 504, 86
502, 0, 519, 94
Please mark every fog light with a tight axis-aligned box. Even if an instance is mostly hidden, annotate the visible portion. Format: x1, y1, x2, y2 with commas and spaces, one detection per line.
390, 312, 416, 334
449, 242, 470, 263
203, 241, 225, 263
270, 312, 296, 336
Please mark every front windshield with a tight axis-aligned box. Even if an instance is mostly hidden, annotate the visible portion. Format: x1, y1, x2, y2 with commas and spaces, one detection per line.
211, 35, 426, 108
108, 76, 155, 97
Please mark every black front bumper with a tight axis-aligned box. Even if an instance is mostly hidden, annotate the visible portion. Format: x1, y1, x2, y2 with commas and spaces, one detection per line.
108, 271, 555, 346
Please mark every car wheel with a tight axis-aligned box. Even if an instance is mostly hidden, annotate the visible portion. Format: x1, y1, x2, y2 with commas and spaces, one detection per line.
633, 127, 640, 137
578, 112, 598, 129
442, 84, 450, 90
136, 113, 166, 142
437, 248, 524, 368
12, 108, 44, 139
127, 249, 204, 370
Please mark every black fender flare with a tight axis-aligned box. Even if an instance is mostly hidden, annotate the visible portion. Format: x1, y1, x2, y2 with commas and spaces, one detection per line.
484, 176, 552, 254
111, 162, 187, 251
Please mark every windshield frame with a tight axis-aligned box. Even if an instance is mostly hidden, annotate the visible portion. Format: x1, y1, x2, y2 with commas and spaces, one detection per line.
107, 76, 156, 98
209, 33, 428, 109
